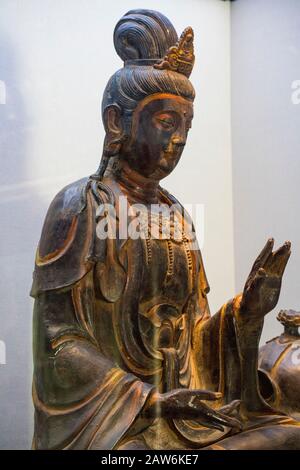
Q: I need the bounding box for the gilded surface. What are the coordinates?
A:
[31,9,300,450]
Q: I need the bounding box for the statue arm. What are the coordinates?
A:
[32,271,154,450]
[193,239,291,414]
[31,181,160,449]
[193,298,241,403]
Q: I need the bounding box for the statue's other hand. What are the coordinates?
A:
[142,389,242,431]
[239,238,291,320]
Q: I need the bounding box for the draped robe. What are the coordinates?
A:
[31,176,300,450]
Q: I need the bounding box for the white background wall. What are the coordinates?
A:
[0,0,233,449]
[231,0,300,344]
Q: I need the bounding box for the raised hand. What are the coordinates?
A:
[142,388,242,431]
[233,239,291,413]
[239,238,291,320]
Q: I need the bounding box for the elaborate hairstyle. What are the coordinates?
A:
[95,9,195,179]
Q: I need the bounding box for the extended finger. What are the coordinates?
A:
[247,238,274,283]
[165,389,222,406]
[191,390,222,401]
[195,401,242,431]
[264,241,291,276]
[175,389,222,402]
[219,400,241,416]
[245,268,267,293]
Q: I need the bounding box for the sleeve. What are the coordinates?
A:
[31,178,154,450]
[32,269,154,450]
[191,250,242,405]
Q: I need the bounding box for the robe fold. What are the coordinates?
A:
[31,176,300,450]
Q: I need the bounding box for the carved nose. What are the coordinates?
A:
[172,137,186,147]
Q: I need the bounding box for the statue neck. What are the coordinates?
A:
[113,159,160,203]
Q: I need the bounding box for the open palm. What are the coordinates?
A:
[240,238,291,319]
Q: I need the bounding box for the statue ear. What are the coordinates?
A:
[103,105,125,156]
[103,104,123,137]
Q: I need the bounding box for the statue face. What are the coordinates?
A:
[123,93,194,180]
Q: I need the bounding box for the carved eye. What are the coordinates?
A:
[155,114,176,130]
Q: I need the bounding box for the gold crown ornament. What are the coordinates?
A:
[154,27,195,78]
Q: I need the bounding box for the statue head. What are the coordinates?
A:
[97,9,195,181]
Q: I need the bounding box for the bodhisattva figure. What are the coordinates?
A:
[31,10,300,450]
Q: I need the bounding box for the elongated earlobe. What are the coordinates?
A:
[103,104,124,156]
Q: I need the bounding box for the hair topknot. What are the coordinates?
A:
[102,9,195,116]
[113,9,178,62]
[102,10,195,117]
[102,9,195,119]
